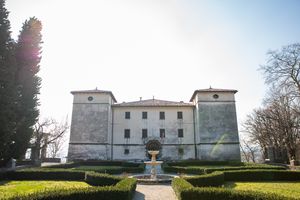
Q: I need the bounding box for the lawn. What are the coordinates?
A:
[0,180,91,199]
[224,181,300,198]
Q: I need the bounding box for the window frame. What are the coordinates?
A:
[159,111,165,120]
[177,111,183,119]
[160,129,165,138]
[124,149,129,154]
[178,129,184,138]
[142,111,147,119]
[124,129,130,138]
[142,129,148,138]
[125,111,130,119]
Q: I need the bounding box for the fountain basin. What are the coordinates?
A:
[130,174,178,184]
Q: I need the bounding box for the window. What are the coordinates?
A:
[160,129,165,138]
[213,94,219,99]
[125,112,130,119]
[159,111,165,120]
[177,111,183,119]
[124,129,130,138]
[142,111,147,119]
[178,129,184,138]
[87,96,93,101]
[124,149,129,154]
[142,129,148,138]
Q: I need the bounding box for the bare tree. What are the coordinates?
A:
[240,138,259,163]
[47,133,66,158]
[243,90,300,163]
[31,118,69,163]
[260,43,300,96]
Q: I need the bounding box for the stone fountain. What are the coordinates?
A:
[130,150,177,184]
[144,150,163,180]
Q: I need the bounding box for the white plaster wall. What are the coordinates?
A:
[161,145,195,160]
[113,145,147,160]
[73,93,113,104]
[195,92,235,102]
[112,106,195,145]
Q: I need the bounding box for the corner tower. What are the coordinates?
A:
[67,89,116,160]
[191,88,240,161]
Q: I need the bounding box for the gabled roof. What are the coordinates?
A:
[71,89,117,102]
[113,99,193,107]
[190,88,238,102]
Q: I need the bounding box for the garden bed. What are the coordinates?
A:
[163,161,286,174]
[172,170,300,200]
[39,160,145,174]
[0,170,136,200]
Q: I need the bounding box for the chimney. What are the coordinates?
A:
[140,97,142,101]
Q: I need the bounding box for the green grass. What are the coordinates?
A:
[72,166,123,171]
[224,181,300,198]
[0,180,91,199]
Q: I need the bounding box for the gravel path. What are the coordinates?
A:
[133,184,177,200]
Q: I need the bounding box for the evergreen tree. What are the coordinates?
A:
[0,0,16,161]
[11,17,42,159]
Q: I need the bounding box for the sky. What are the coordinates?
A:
[5,0,300,150]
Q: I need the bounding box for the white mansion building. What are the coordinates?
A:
[67,88,241,161]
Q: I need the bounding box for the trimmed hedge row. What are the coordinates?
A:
[7,178,137,200]
[167,160,243,166]
[0,170,85,181]
[184,171,224,187]
[172,178,299,200]
[178,170,300,188]
[43,161,145,174]
[162,162,286,174]
[162,164,205,174]
[225,170,300,181]
[85,172,121,186]
[1,170,137,200]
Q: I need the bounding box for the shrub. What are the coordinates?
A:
[184,171,224,187]
[224,170,300,181]
[7,178,137,200]
[85,172,121,186]
[162,161,285,174]
[167,160,243,167]
[162,163,205,175]
[0,170,85,181]
[204,165,286,173]
[43,161,145,174]
[180,187,298,200]
[172,177,299,200]
[172,178,193,199]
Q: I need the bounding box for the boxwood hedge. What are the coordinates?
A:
[162,161,286,175]
[224,170,300,181]
[0,170,137,200]
[172,170,300,200]
[184,171,224,187]
[43,160,145,174]
[6,178,137,200]
[172,177,300,200]
[85,172,122,186]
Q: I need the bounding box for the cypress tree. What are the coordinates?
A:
[11,17,42,159]
[0,0,16,161]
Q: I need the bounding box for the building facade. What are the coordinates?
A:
[68,88,241,161]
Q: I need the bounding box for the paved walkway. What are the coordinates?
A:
[133,184,177,200]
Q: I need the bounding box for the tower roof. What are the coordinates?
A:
[113,99,193,107]
[71,89,117,102]
[190,88,238,102]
